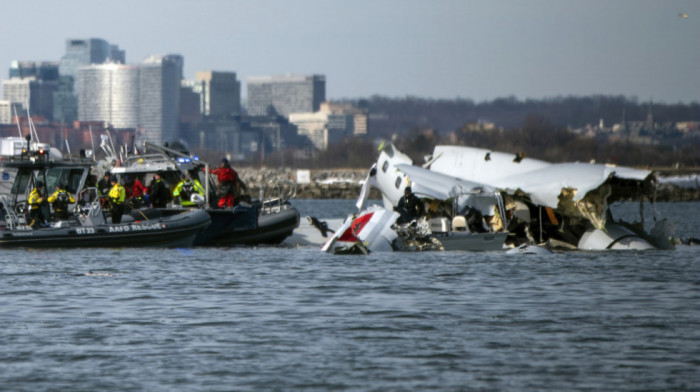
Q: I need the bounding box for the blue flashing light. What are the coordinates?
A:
[193,156,199,161]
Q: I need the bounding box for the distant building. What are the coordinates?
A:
[195,71,241,117]
[77,63,140,129]
[9,61,59,81]
[59,38,123,79]
[0,100,22,124]
[1,77,58,121]
[319,102,369,136]
[288,102,368,150]
[288,111,346,150]
[246,74,325,117]
[179,81,202,129]
[53,38,125,124]
[139,55,183,145]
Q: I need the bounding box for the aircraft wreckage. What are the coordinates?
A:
[322,143,675,253]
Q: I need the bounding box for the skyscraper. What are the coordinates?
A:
[9,61,59,81]
[1,77,57,120]
[195,71,241,117]
[56,38,125,124]
[246,74,325,117]
[139,55,182,145]
[77,63,140,129]
[59,38,120,79]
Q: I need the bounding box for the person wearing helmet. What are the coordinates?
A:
[28,180,47,229]
[394,186,424,224]
[47,182,76,221]
[173,174,205,207]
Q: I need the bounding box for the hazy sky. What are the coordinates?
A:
[1,0,698,103]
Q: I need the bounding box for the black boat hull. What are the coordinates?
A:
[0,209,210,248]
[194,205,300,246]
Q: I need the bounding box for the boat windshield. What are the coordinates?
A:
[44,168,86,193]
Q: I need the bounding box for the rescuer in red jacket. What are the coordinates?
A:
[210,158,238,208]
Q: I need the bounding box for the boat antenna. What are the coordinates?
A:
[13,105,22,138]
[106,126,119,162]
[89,126,97,162]
[25,104,40,144]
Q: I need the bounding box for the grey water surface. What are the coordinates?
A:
[1,201,698,391]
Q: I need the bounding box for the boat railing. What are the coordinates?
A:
[75,187,107,224]
[122,153,172,167]
[0,194,24,230]
[256,180,297,215]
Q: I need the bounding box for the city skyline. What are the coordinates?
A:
[0,0,699,104]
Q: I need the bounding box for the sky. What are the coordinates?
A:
[0,0,698,104]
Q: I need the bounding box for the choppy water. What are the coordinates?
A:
[1,201,699,391]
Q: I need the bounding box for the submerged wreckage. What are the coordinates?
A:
[322,143,674,253]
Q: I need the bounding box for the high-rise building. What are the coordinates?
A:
[0,100,22,124]
[1,77,57,120]
[9,61,59,81]
[56,38,125,124]
[246,74,325,117]
[77,63,140,129]
[139,55,182,145]
[195,71,241,117]
[59,38,123,78]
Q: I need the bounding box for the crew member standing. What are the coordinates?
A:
[148,172,170,208]
[210,158,238,208]
[108,177,126,224]
[28,181,47,229]
[97,173,112,196]
[47,183,76,221]
[123,175,147,207]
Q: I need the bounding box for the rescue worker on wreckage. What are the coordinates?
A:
[108,177,126,224]
[173,174,205,207]
[394,186,425,225]
[28,181,48,229]
[47,183,76,221]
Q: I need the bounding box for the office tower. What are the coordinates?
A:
[53,77,77,123]
[246,74,325,117]
[195,71,241,117]
[3,61,60,120]
[56,38,124,124]
[59,38,113,79]
[110,45,126,64]
[9,61,59,81]
[77,63,140,129]
[139,55,182,145]
[1,77,57,120]
[0,100,22,124]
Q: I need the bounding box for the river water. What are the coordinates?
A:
[1,200,699,391]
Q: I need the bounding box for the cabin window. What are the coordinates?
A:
[382,160,389,173]
[395,176,402,189]
[45,168,85,193]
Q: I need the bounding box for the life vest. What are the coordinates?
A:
[53,190,71,211]
[109,184,126,204]
[28,188,43,210]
